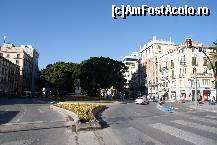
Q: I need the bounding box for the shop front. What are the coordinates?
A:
[202,89,210,101]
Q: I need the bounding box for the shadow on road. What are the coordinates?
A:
[0,98,50,106]
[95,106,110,129]
[0,111,19,124]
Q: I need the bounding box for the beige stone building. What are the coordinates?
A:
[0,56,20,95]
[140,36,177,100]
[0,43,39,93]
[140,36,215,101]
[123,52,140,88]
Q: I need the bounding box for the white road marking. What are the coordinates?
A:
[125,127,165,145]
[1,139,33,145]
[149,123,217,145]
[205,115,217,119]
[172,120,217,134]
[190,116,217,125]
[3,120,46,125]
[180,114,217,125]
[15,105,27,122]
[38,108,45,113]
[134,112,139,114]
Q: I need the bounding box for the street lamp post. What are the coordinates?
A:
[194,66,198,109]
[192,48,198,109]
[157,54,160,103]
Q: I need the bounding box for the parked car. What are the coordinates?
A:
[135,95,149,105]
[152,95,158,102]
[21,91,32,98]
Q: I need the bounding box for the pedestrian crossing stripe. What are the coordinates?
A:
[205,115,217,119]
[1,139,33,145]
[94,128,127,145]
[125,127,165,145]
[190,116,217,125]
[179,114,217,125]
[172,120,217,134]
[110,127,166,145]
[149,123,217,145]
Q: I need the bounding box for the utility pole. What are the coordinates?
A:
[157,59,159,102]
[186,38,198,108]
[186,38,217,105]
[194,67,198,109]
[194,47,198,109]
[157,53,160,102]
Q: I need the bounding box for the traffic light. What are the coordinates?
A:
[186,38,192,48]
[198,48,202,52]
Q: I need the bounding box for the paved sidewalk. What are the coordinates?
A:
[164,101,217,113]
[187,101,217,113]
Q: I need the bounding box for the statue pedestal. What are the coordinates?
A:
[75,87,81,95]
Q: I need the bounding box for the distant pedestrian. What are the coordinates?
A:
[153,95,155,102]
[199,95,202,101]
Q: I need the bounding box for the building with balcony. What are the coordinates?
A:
[140,36,177,99]
[164,41,214,101]
[140,36,214,101]
[123,52,146,98]
[123,52,140,88]
[0,43,39,93]
[0,56,20,95]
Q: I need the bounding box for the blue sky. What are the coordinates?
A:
[0,0,217,69]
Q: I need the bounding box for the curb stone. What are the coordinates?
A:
[165,102,217,113]
[50,105,106,132]
[77,105,107,131]
[77,121,101,131]
[50,105,78,132]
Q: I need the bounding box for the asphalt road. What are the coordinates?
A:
[94,101,217,145]
[1,99,217,145]
[0,98,76,145]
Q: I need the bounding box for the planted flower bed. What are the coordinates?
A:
[55,103,104,122]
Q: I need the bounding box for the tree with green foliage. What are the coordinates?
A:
[209,53,217,69]
[208,50,217,96]
[208,42,217,98]
[79,57,127,96]
[40,62,80,96]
